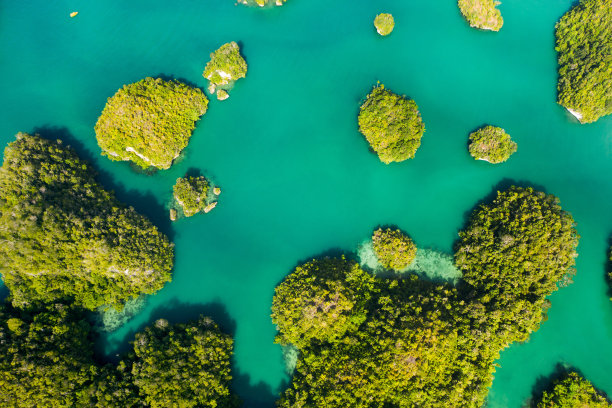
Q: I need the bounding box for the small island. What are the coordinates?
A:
[374,13,395,36]
[0,133,174,310]
[371,227,416,270]
[468,125,517,163]
[358,84,425,164]
[457,0,503,31]
[203,42,247,100]
[171,176,219,219]
[555,0,611,124]
[535,371,611,407]
[95,77,209,170]
[237,0,287,7]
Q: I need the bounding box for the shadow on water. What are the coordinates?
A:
[31,125,174,240]
[0,285,8,303]
[155,73,202,91]
[526,363,611,407]
[232,366,283,408]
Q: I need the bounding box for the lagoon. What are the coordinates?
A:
[0,0,611,406]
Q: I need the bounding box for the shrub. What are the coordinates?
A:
[468,125,517,163]
[457,0,503,31]
[358,84,425,164]
[95,77,208,169]
[371,228,417,270]
[555,0,612,123]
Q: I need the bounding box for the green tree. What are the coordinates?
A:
[457,0,503,31]
[468,125,517,163]
[95,77,208,169]
[536,372,611,407]
[374,13,395,36]
[358,84,425,164]
[371,227,417,270]
[0,133,174,310]
[173,176,210,217]
[203,42,248,87]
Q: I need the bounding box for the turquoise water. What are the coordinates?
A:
[1,0,611,406]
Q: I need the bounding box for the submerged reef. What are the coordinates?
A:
[272,186,578,407]
[95,77,208,170]
[468,125,517,163]
[555,0,612,124]
[358,84,425,164]
[457,0,503,31]
[374,13,395,36]
[203,42,247,100]
[0,133,174,310]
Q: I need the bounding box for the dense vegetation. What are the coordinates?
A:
[203,42,248,91]
[0,303,237,407]
[457,0,503,31]
[374,13,395,36]
[95,77,208,169]
[555,0,612,123]
[468,125,517,163]
[272,186,579,407]
[371,227,417,270]
[173,176,210,217]
[358,84,425,164]
[0,133,174,310]
[536,372,611,407]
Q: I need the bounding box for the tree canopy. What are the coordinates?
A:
[173,176,210,217]
[95,77,208,169]
[374,13,395,36]
[371,227,417,270]
[536,372,611,407]
[555,0,612,123]
[468,125,517,163]
[273,186,579,407]
[457,0,503,31]
[358,84,425,164]
[203,42,248,87]
[0,133,174,310]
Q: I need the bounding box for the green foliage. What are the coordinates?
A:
[128,317,238,408]
[371,227,416,270]
[455,186,579,342]
[203,42,248,87]
[374,13,395,36]
[457,0,503,31]
[0,133,174,310]
[274,187,579,407]
[173,176,210,217]
[358,84,425,164]
[468,125,517,163]
[536,372,611,407]
[95,77,208,169]
[555,0,612,123]
[271,257,375,349]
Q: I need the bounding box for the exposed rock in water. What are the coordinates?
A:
[213,187,221,195]
[204,201,218,213]
[217,89,229,101]
[169,208,177,221]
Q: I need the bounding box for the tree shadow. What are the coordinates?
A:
[0,285,8,302]
[31,125,174,240]
[527,363,611,407]
[155,73,203,92]
[232,365,284,408]
[98,298,237,363]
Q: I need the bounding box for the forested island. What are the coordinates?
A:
[371,227,416,270]
[358,84,425,164]
[0,303,238,408]
[203,42,248,100]
[95,77,208,169]
[468,125,516,163]
[535,372,611,407]
[374,13,395,36]
[171,176,220,220]
[457,0,503,31]
[555,0,611,124]
[272,186,579,407]
[0,133,174,310]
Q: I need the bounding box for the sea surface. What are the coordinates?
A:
[1,1,611,406]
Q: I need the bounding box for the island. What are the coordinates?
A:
[457,0,503,31]
[95,77,208,170]
[468,125,517,163]
[555,0,611,124]
[237,0,287,7]
[358,84,425,164]
[374,13,395,36]
[535,372,610,407]
[203,42,247,100]
[0,303,238,408]
[371,227,416,270]
[0,133,174,310]
[171,176,219,219]
[272,186,578,407]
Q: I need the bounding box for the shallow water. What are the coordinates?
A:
[1,0,611,406]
